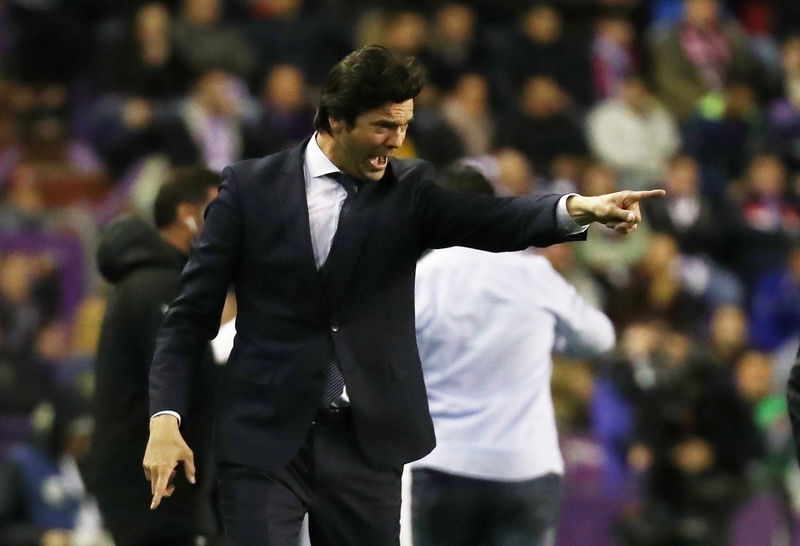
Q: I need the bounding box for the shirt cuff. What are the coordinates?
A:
[151,410,182,426]
[556,194,589,235]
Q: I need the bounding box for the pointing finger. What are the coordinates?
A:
[151,466,173,510]
[631,189,665,201]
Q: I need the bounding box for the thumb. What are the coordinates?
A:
[607,205,636,224]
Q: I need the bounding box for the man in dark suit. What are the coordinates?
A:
[143,45,663,545]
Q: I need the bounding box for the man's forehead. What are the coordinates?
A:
[367,99,415,122]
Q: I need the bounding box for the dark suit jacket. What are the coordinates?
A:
[149,138,584,473]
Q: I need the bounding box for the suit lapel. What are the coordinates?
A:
[276,139,328,307]
[321,176,384,309]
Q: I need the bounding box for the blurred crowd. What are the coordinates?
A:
[1,0,800,544]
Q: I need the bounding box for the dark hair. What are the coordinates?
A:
[154,167,219,228]
[437,164,495,196]
[313,45,426,132]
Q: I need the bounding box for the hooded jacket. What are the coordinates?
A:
[91,215,217,541]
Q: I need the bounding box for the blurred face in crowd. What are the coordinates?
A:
[782,36,800,75]
[789,245,800,280]
[684,0,720,29]
[451,73,489,116]
[644,234,679,276]
[735,351,772,402]
[136,3,170,42]
[710,304,747,353]
[521,76,565,117]
[596,16,634,48]
[725,83,755,119]
[748,154,786,197]
[385,11,427,56]
[263,64,306,112]
[523,5,562,44]
[327,99,414,181]
[665,156,700,197]
[194,70,241,117]
[495,148,533,196]
[620,77,650,112]
[436,3,475,44]
[581,164,616,196]
[253,0,302,18]
[184,0,220,26]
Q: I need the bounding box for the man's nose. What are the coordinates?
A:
[385,127,405,149]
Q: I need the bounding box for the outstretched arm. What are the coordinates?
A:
[566,189,666,234]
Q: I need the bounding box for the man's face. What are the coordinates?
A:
[329,99,414,181]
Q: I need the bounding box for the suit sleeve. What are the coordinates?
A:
[413,167,585,253]
[149,167,243,417]
[787,346,800,465]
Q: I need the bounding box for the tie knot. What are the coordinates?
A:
[332,172,359,197]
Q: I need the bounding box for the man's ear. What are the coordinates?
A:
[328,116,347,135]
[176,202,197,230]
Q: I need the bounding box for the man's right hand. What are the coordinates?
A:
[143,414,195,509]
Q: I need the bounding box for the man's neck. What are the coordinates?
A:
[315,131,337,165]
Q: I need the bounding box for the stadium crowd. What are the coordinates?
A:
[1,0,800,544]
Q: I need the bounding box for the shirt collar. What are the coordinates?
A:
[305,132,342,179]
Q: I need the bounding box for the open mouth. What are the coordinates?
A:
[369,155,389,169]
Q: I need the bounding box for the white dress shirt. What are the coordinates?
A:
[413,247,615,481]
[154,135,585,423]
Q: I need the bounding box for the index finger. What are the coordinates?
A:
[151,467,173,509]
[630,189,666,201]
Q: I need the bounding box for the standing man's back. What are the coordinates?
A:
[412,166,616,546]
[92,168,219,546]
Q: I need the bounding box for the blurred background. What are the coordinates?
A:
[0,0,799,544]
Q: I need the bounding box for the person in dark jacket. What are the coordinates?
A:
[91,167,220,546]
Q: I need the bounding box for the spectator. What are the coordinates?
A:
[0,398,106,546]
[613,324,762,546]
[707,303,750,369]
[650,0,757,120]
[440,72,495,157]
[499,75,587,176]
[766,35,800,172]
[683,79,763,195]
[587,74,681,189]
[91,168,220,546]
[99,3,192,100]
[591,11,637,100]
[418,3,488,92]
[749,242,800,352]
[96,69,263,174]
[172,0,255,79]
[734,152,800,287]
[500,3,593,106]
[243,0,352,86]
[256,64,315,154]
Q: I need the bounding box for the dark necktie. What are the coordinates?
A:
[321,173,359,406]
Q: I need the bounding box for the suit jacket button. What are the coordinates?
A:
[330,322,339,332]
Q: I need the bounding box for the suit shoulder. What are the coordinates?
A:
[224,150,292,180]
[389,158,436,183]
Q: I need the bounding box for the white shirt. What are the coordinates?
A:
[155,135,585,423]
[413,247,615,481]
